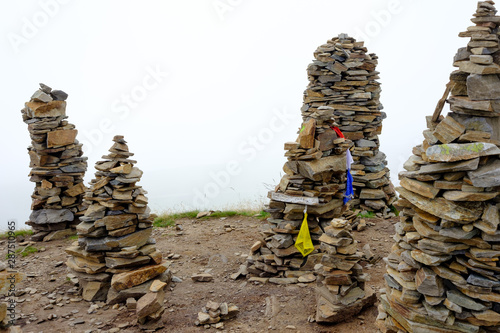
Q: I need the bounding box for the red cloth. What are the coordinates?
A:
[331,126,345,139]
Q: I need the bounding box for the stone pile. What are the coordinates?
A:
[314,218,376,323]
[135,280,168,330]
[195,301,239,329]
[305,34,396,215]
[378,2,500,332]
[247,35,357,279]
[65,135,171,307]
[21,84,88,241]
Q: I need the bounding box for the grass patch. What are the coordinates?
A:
[0,229,33,239]
[153,209,270,228]
[153,211,199,228]
[390,205,400,217]
[357,210,375,218]
[68,235,79,240]
[9,245,38,258]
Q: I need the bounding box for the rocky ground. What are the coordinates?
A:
[0,215,396,333]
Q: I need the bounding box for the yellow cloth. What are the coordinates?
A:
[295,212,314,257]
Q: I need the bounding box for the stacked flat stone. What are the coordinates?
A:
[378,2,500,332]
[246,37,354,280]
[21,83,88,242]
[65,136,171,305]
[315,218,376,323]
[303,34,396,215]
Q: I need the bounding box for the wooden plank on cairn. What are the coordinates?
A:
[267,192,319,206]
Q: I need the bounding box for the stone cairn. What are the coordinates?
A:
[21,83,88,242]
[247,35,379,281]
[65,136,170,326]
[378,2,500,332]
[315,218,376,323]
[309,34,397,216]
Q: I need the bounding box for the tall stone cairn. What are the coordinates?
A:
[305,34,396,216]
[21,83,88,242]
[378,2,500,332]
[246,35,358,279]
[65,135,171,309]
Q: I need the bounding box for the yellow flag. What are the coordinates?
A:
[295,212,314,257]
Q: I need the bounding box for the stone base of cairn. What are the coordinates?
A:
[65,136,170,310]
[247,128,351,278]
[314,218,376,323]
[21,83,87,241]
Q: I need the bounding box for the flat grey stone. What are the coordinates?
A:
[468,158,500,187]
[446,289,487,311]
[30,209,74,224]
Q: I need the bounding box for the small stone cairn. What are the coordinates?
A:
[21,83,88,241]
[65,136,171,315]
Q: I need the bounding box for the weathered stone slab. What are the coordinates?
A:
[297,155,346,181]
[397,187,483,223]
[267,192,319,206]
[445,189,498,201]
[411,250,452,266]
[426,143,500,162]
[467,74,500,100]
[459,61,500,75]
[81,280,110,302]
[80,227,152,252]
[446,290,487,311]
[467,158,500,187]
[107,270,171,305]
[298,118,316,149]
[433,116,466,144]
[111,261,169,292]
[315,286,376,323]
[94,214,137,230]
[418,158,479,174]
[29,209,74,224]
[400,177,439,199]
[25,100,66,118]
[359,189,386,200]
[430,265,466,284]
[105,256,151,269]
[415,267,444,297]
[46,129,77,148]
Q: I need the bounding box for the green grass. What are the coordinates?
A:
[357,210,375,218]
[0,229,33,239]
[153,209,270,228]
[18,245,38,257]
[68,235,79,240]
[390,205,400,217]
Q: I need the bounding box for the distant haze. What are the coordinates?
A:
[0,0,473,231]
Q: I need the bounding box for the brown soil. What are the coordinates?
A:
[1,215,396,333]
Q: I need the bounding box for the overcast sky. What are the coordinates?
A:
[0,0,475,230]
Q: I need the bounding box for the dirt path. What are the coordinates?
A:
[0,215,396,333]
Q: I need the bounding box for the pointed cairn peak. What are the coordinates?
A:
[473,1,497,18]
[101,135,135,162]
[95,136,141,182]
[109,135,131,154]
[29,82,68,103]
